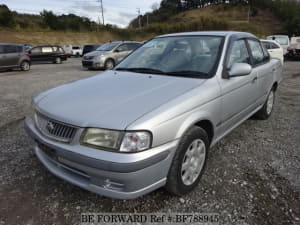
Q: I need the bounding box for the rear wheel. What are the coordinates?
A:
[104,59,115,70]
[255,88,275,120]
[20,61,30,71]
[166,126,209,196]
[54,57,62,64]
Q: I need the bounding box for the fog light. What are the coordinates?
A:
[103,179,124,191]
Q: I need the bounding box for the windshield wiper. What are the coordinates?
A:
[115,67,166,75]
[166,70,209,78]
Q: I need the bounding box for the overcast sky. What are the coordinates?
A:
[1,0,160,27]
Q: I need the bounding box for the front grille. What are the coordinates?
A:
[35,112,77,142]
[82,61,93,67]
[84,56,94,60]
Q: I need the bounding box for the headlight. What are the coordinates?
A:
[120,131,151,152]
[81,128,122,150]
[81,129,152,153]
[95,55,104,61]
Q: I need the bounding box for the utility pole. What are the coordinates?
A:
[99,0,104,25]
[137,8,141,28]
[147,14,149,26]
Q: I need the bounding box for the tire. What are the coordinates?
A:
[54,57,62,64]
[255,88,275,120]
[20,61,30,71]
[104,59,115,70]
[166,126,209,196]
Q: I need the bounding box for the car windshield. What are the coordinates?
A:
[97,42,119,51]
[115,36,223,78]
[267,36,289,45]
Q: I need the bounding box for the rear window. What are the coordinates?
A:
[72,46,80,50]
[31,47,41,53]
[17,46,23,52]
[267,36,289,45]
[3,45,17,53]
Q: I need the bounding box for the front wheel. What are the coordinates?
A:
[54,57,62,64]
[104,59,115,70]
[20,61,30,71]
[166,126,209,196]
[255,89,275,120]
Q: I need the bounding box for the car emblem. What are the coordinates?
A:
[46,121,55,132]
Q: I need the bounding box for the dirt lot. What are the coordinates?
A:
[0,58,299,225]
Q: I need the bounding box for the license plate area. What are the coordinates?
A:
[37,142,58,161]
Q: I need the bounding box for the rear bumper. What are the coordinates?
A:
[24,117,178,199]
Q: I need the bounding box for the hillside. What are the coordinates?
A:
[0,30,123,45]
[0,4,284,45]
[170,5,282,37]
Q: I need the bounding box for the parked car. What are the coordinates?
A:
[82,45,100,57]
[0,43,31,71]
[23,44,32,51]
[25,31,282,199]
[28,45,68,64]
[82,41,142,70]
[266,35,290,56]
[287,36,300,59]
[71,46,83,57]
[261,40,284,65]
[63,45,72,56]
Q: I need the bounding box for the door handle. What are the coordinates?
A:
[252,76,258,83]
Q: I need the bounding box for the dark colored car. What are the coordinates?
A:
[82,45,100,56]
[0,43,31,71]
[28,45,68,64]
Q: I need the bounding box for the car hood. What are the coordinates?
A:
[85,50,108,57]
[35,71,206,130]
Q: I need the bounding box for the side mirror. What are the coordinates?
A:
[114,49,120,53]
[223,63,252,79]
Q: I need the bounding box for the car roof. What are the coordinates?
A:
[0,43,24,46]
[157,31,257,39]
[267,35,289,38]
[260,39,281,45]
[33,45,62,47]
[108,41,142,44]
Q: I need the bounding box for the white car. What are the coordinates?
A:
[266,35,290,56]
[71,46,83,57]
[63,44,72,55]
[261,40,284,65]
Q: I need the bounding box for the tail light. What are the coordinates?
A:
[26,53,30,56]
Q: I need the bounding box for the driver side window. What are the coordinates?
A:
[227,39,251,69]
[116,44,129,52]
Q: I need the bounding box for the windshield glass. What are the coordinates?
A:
[267,36,289,45]
[115,36,223,78]
[97,42,119,51]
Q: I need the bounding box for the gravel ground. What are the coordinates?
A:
[0,58,299,225]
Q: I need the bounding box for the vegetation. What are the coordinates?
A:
[0,0,299,45]
[130,0,300,36]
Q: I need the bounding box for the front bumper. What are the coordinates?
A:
[24,117,178,199]
[82,59,105,69]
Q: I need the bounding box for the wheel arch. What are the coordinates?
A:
[176,114,215,146]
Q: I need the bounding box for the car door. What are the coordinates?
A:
[41,46,54,61]
[30,47,42,62]
[114,44,131,61]
[269,42,283,62]
[247,39,274,106]
[218,39,259,132]
[2,45,19,67]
